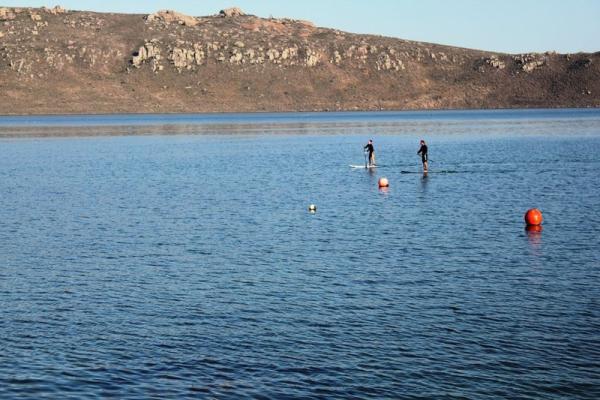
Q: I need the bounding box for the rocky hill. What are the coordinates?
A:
[0,6,598,114]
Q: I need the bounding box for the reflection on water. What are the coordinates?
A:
[1,109,600,138]
[525,224,543,233]
[525,225,543,254]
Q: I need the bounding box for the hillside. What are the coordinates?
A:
[0,6,598,114]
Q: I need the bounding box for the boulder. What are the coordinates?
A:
[0,7,16,21]
[220,7,244,17]
[304,48,320,67]
[513,53,545,72]
[266,48,280,61]
[375,52,404,71]
[47,5,67,15]
[332,50,342,64]
[146,10,198,26]
[281,47,297,61]
[522,60,544,73]
[485,55,506,69]
[169,47,201,69]
[193,43,205,64]
[170,47,188,68]
[229,51,243,64]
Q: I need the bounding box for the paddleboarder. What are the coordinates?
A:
[364,139,375,167]
[417,139,428,172]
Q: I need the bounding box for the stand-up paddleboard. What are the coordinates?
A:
[350,164,377,169]
[400,170,457,174]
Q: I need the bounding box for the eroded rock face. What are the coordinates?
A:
[219,7,244,17]
[132,41,163,71]
[170,47,198,69]
[126,37,424,72]
[146,10,198,26]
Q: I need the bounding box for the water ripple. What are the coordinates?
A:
[1,112,600,398]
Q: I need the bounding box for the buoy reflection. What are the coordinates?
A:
[525,225,543,234]
[525,224,543,253]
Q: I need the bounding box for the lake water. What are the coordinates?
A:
[1,109,599,399]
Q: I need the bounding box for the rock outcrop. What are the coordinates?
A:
[132,41,163,71]
[485,55,506,69]
[513,54,546,73]
[219,7,244,17]
[46,5,67,15]
[0,7,17,20]
[146,10,198,26]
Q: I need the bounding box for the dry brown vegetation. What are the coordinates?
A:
[0,6,598,114]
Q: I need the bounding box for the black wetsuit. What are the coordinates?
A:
[418,144,428,163]
[364,143,374,163]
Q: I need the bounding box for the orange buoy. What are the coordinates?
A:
[524,208,543,226]
[378,177,389,188]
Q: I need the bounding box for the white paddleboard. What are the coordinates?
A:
[350,164,377,169]
[400,170,457,174]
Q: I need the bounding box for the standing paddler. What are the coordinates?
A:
[417,139,428,173]
[364,139,375,167]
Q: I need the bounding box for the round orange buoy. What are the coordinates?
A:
[524,208,543,226]
[378,177,389,188]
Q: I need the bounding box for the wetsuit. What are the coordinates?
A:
[417,144,428,163]
[364,143,374,165]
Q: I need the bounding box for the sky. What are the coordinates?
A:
[2,0,599,54]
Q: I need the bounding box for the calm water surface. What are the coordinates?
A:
[1,110,599,399]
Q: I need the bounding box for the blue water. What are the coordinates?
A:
[1,110,599,399]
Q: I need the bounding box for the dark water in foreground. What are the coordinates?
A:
[1,110,599,399]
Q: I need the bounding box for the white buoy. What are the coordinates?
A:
[308,204,317,212]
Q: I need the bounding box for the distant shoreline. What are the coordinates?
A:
[1,106,598,120]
